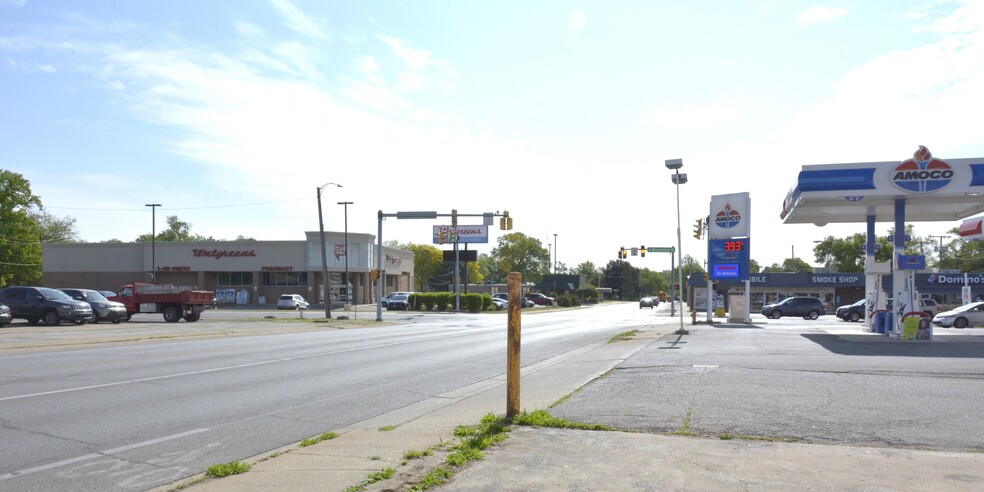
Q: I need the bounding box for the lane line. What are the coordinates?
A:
[0,428,209,481]
[1,329,500,402]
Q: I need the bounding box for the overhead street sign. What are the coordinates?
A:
[646,247,675,253]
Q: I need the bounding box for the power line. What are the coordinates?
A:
[42,197,310,212]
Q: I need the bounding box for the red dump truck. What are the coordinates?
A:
[111,283,214,322]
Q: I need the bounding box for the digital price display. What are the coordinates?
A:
[708,238,750,281]
[724,240,744,253]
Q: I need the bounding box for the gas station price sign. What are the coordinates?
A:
[708,238,750,281]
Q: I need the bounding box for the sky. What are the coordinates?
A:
[2,0,983,273]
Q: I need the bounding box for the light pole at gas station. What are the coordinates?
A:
[666,158,688,335]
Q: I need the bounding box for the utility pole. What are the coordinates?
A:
[929,235,950,268]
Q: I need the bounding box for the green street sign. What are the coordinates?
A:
[647,247,675,253]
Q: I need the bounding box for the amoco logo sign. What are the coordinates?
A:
[892,146,954,193]
[715,204,741,228]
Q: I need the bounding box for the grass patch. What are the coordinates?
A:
[608,329,639,343]
[299,431,338,447]
[403,449,432,460]
[406,413,510,491]
[343,467,395,492]
[719,433,799,443]
[410,467,452,491]
[369,455,381,461]
[511,409,615,431]
[205,461,251,478]
[378,425,396,432]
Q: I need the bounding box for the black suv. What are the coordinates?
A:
[761,296,826,320]
[0,286,94,325]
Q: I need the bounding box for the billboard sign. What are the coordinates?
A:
[432,225,489,244]
[709,192,750,239]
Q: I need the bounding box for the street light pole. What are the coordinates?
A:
[145,203,161,283]
[553,233,558,274]
[317,182,342,319]
[665,158,688,335]
[338,201,353,308]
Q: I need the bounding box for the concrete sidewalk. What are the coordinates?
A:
[162,318,984,492]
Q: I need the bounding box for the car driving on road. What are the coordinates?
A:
[0,303,11,327]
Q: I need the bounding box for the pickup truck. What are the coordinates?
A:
[110,283,214,322]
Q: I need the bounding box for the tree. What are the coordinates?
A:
[749,259,761,274]
[135,215,216,242]
[601,259,639,299]
[487,232,550,284]
[574,261,598,286]
[29,207,81,243]
[942,229,984,272]
[763,257,813,273]
[0,170,43,286]
[639,268,670,297]
[405,243,443,292]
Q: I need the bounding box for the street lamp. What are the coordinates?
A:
[338,201,353,308]
[553,233,558,274]
[145,203,161,283]
[665,158,688,335]
[317,182,342,319]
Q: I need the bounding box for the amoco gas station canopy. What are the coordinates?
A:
[780,146,984,226]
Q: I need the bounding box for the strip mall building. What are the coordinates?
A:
[41,231,415,306]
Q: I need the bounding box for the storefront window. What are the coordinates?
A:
[218,272,254,286]
[263,271,308,286]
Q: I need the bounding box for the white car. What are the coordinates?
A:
[277,294,309,310]
[932,301,984,328]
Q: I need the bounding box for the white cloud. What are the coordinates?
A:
[38,63,56,73]
[270,0,328,41]
[638,103,742,129]
[569,10,587,31]
[796,5,850,28]
[377,35,434,70]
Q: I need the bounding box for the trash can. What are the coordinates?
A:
[874,310,891,334]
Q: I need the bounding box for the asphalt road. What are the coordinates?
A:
[552,315,984,451]
[0,302,655,491]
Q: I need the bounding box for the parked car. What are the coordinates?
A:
[835,299,866,322]
[385,293,411,311]
[492,293,534,308]
[932,301,984,328]
[0,286,94,325]
[886,298,941,318]
[490,297,507,311]
[60,288,127,324]
[760,296,825,320]
[0,303,11,327]
[640,297,656,309]
[526,293,556,306]
[277,294,309,310]
[98,290,117,298]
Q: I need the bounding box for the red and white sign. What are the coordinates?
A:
[959,217,983,240]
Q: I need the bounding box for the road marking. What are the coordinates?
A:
[0,330,499,402]
[0,428,208,481]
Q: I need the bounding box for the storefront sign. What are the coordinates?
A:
[157,266,191,272]
[192,249,257,259]
[261,266,294,272]
[334,244,347,260]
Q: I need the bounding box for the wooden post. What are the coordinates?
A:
[506,272,521,419]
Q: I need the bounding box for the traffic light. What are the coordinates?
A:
[640,245,646,257]
[693,218,703,239]
[438,228,448,244]
[371,269,380,281]
[499,210,513,230]
[619,246,627,259]
[703,273,710,282]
